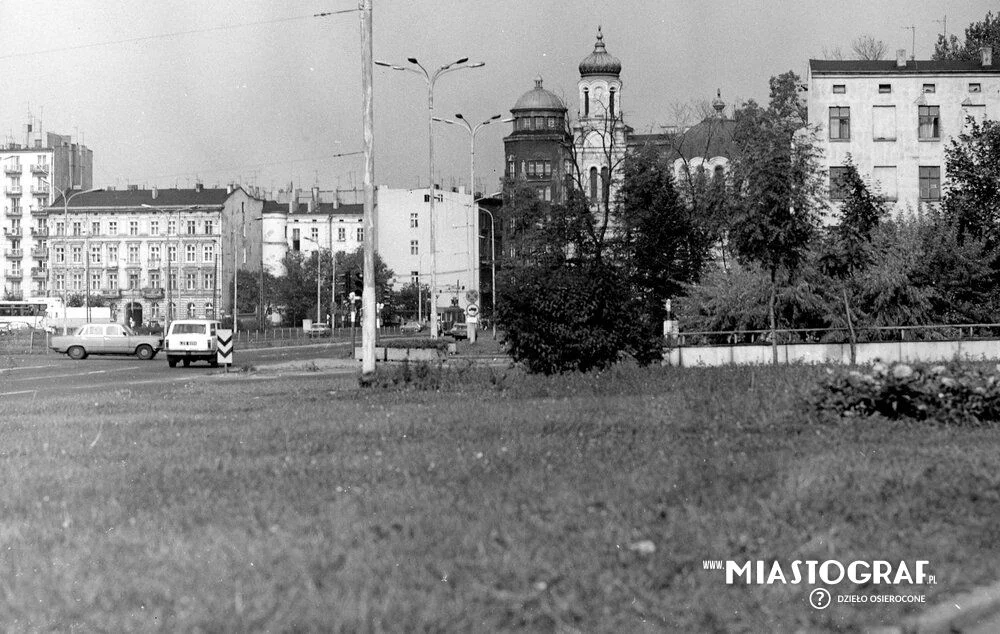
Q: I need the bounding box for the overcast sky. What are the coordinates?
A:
[0,1,993,197]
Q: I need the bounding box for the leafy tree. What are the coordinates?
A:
[933,12,1000,61]
[393,282,429,322]
[818,156,887,362]
[727,72,824,363]
[942,118,1000,245]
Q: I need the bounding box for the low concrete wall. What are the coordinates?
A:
[354,344,456,362]
[667,339,1000,367]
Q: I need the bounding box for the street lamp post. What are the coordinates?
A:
[142,204,198,332]
[480,207,497,340]
[375,55,485,338]
[433,113,501,343]
[44,180,103,333]
[301,236,324,324]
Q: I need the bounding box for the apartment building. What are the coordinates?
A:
[808,47,999,213]
[1,121,93,298]
[41,184,262,325]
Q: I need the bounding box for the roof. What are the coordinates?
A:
[579,27,621,77]
[512,76,566,112]
[809,59,1000,75]
[628,117,737,161]
[288,202,363,217]
[49,187,236,208]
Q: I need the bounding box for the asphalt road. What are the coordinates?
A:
[0,341,358,398]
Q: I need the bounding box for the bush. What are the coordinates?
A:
[811,360,1000,425]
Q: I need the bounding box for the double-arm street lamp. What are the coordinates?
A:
[432,113,502,313]
[375,55,485,338]
[42,179,103,333]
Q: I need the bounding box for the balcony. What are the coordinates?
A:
[3,164,21,175]
[100,288,123,298]
[31,247,48,258]
[4,228,22,238]
[30,207,48,216]
[141,287,165,299]
[31,267,48,279]
[30,227,49,237]
[6,207,22,217]
[30,164,49,175]
[6,269,22,278]
[6,249,23,259]
[30,185,49,196]
[6,186,23,196]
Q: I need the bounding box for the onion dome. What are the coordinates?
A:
[578,26,621,77]
[512,76,566,111]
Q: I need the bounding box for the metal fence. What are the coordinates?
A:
[671,323,1000,347]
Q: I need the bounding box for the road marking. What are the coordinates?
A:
[0,390,37,396]
[6,366,143,382]
[0,363,62,373]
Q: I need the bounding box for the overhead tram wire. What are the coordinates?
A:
[0,7,358,61]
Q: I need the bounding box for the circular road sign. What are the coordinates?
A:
[466,304,479,318]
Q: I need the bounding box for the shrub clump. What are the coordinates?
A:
[811,361,1000,425]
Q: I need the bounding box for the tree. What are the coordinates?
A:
[817,156,887,362]
[850,35,888,60]
[728,72,824,363]
[933,12,1000,60]
[942,118,1000,245]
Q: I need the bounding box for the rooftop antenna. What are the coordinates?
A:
[934,15,947,44]
[902,25,916,59]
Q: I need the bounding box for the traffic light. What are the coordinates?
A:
[351,270,364,295]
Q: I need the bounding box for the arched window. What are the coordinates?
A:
[609,88,616,118]
[205,302,214,318]
[589,166,598,199]
[187,302,196,318]
[600,166,609,199]
[714,165,725,182]
[151,302,160,319]
[583,88,590,117]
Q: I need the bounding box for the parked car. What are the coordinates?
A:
[306,323,332,338]
[164,319,221,367]
[50,323,163,360]
[400,321,424,334]
[447,323,469,340]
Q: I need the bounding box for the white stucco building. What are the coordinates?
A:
[808,47,999,213]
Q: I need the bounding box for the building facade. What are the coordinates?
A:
[41,185,262,325]
[2,121,93,299]
[504,77,573,202]
[808,47,999,213]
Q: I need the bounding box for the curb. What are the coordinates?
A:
[866,581,1000,634]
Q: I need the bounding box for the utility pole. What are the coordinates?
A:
[360,0,376,374]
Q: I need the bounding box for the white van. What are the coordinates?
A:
[164,319,221,367]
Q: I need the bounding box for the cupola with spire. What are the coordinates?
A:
[578,26,621,77]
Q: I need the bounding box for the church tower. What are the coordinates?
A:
[572,27,627,208]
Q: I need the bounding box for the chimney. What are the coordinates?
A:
[227,183,234,194]
[332,191,340,209]
[982,46,993,67]
[151,186,158,200]
[195,181,203,193]
[896,49,907,68]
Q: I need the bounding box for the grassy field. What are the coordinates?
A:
[1,362,998,631]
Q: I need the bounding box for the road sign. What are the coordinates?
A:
[466,303,479,318]
[216,329,233,366]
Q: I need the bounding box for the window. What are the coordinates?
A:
[150,220,159,235]
[149,244,160,263]
[108,245,118,264]
[91,221,100,235]
[72,221,82,236]
[151,302,160,318]
[922,83,936,93]
[168,274,177,291]
[187,220,196,235]
[410,270,419,285]
[55,272,64,291]
[167,245,176,263]
[149,271,160,288]
[71,246,82,263]
[543,186,552,201]
[203,272,214,290]
[107,275,117,290]
[337,227,346,242]
[832,84,846,94]
[72,273,82,290]
[357,228,364,242]
[589,166,598,199]
[128,271,139,289]
[185,273,197,291]
[167,219,175,235]
[969,83,982,93]
[410,240,419,255]
[829,166,850,200]
[55,246,65,263]
[311,227,319,242]
[583,88,589,116]
[547,117,556,128]
[205,302,214,318]
[534,117,543,129]
[187,302,196,318]
[129,220,138,236]
[829,107,850,140]
[872,106,896,141]
[184,244,196,263]
[410,212,419,228]
[108,221,117,235]
[90,272,101,291]
[878,83,892,94]
[55,221,64,236]
[609,88,616,118]
[918,106,940,139]
[872,166,897,200]
[203,243,214,262]
[919,166,941,201]
[204,220,213,235]
[128,244,140,264]
[90,245,101,264]
[507,160,515,176]
[524,117,533,130]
